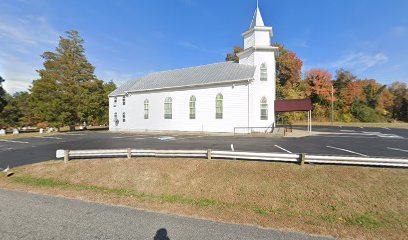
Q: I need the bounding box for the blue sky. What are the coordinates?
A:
[1,0,407,93]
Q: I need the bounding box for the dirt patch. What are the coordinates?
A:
[1,158,407,239]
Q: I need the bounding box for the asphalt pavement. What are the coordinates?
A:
[0,189,332,240]
[0,126,407,169]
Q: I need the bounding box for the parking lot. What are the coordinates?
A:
[0,126,407,168]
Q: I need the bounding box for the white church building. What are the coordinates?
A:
[109,5,278,133]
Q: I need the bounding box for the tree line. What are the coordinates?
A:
[0,31,116,130]
[226,44,407,123]
[0,33,406,130]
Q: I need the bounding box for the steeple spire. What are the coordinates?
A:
[249,1,265,29]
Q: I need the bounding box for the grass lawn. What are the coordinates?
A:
[0,158,407,239]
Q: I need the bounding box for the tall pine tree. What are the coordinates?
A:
[30,30,105,130]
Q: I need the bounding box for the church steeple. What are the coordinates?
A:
[249,2,265,29]
[237,0,278,128]
[240,2,273,51]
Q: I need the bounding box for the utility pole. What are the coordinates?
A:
[331,85,334,125]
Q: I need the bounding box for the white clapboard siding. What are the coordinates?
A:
[110,82,260,132]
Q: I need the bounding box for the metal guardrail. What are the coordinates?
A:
[56,149,408,168]
[234,127,275,134]
[305,155,408,168]
[57,149,207,160]
[211,151,299,162]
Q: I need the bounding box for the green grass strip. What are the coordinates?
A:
[10,175,384,229]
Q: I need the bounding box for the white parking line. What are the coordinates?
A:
[326,146,368,157]
[382,127,391,130]
[387,147,408,153]
[36,136,62,140]
[113,136,150,139]
[113,135,146,139]
[362,131,382,134]
[0,140,29,144]
[340,130,356,132]
[0,147,14,153]
[274,145,292,153]
[157,136,175,141]
[178,136,205,140]
[331,132,403,139]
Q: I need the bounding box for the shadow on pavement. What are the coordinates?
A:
[154,228,170,240]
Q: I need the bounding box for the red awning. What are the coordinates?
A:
[274,99,312,112]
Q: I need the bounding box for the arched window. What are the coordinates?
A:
[114,112,119,126]
[260,63,268,81]
[164,97,172,119]
[144,99,149,119]
[260,97,268,120]
[216,93,223,119]
[189,95,196,119]
[122,96,126,105]
[122,112,126,122]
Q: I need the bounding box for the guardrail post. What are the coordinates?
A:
[127,148,131,159]
[207,149,212,160]
[299,153,305,165]
[64,150,69,163]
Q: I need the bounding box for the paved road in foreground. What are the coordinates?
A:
[0,126,407,168]
[0,189,331,240]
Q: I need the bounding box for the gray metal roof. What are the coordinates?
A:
[109,62,255,96]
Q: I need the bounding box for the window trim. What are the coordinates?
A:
[260,63,268,81]
[216,93,223,119]
[144,99,149,119]
[189,95,196,119]
[114,112,119,126]
[260,97,268,120]
[164,97,172,119]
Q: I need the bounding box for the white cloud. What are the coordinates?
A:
[0,52,40,93]
[177,40,199,49]
[100,70,133,82]
[0,14,59,93]
[107,36,143,51]
[98,70,146,86]
[332,52,388,71]
[312,52,389,73]
[390,26,407,37]
[293,39,309,48]
[0,15,58,46]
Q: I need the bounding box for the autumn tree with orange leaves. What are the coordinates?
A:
[304,69,335,103]
[275,43,305,100]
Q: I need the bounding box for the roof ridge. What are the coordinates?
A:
[147,61,246,75]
